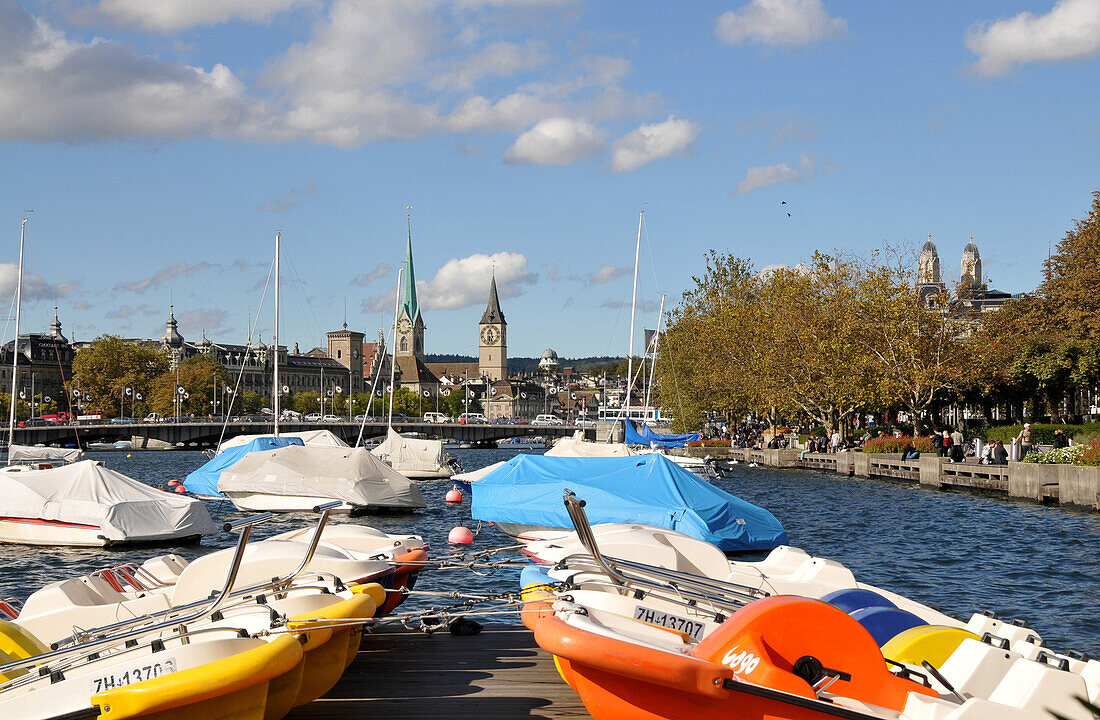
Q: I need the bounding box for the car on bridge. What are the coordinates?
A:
[19,417,56,427]
[458,412,489,424]
[303,413,323,422]
[110,416,137,425]
[532,414,564,426]
[423,412,451,423]
[321,414,343,423]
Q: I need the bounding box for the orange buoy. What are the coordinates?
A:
[448,526,473,544]
[174,485,188,494]
[445,486,463,503]
[167,479,180,487]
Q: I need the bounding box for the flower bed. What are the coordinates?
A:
[1020,446,1084,464]
[861,435,934,454]
[686,439,734,447]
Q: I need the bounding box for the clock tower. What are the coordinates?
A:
[396,221,425,361]
[478,272,507,381]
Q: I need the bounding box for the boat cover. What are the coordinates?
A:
[625,421,700,448]
[7,444,82,463]
[451,461,506,489]
[546,431,634,458]
[185,436,305,496]
[471,454,787,552]
[216,429,348,454]
[371,428,448,476]
[218,445,426,509]
[0,460,217,542]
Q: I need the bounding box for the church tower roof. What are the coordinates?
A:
[50,306,67,344]
[400,214,421,324]
[480,271,505,324]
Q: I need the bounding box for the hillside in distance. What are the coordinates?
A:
[425,354,627,376]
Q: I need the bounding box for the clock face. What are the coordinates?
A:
[398,318,412,333]
[481,326,499,345]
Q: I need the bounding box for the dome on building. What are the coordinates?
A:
[918,234,941,285]
[159,306,184,347]
[960,235,982,286]
[539,348,560,371]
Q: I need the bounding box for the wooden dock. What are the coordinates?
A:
[290,625,591,719]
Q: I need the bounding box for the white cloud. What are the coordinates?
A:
[116,261,214,293]
[716,0,847,46]
[0,3,262,143]
[363,251,535,312]
[589,265,631,284]
[966,0,1100,76]
[93,0,313,32]
[599,298,658,312]
[610,116,700,172]
[733,152,820,195]
[504,117,604,165]
[1,1,670,153]
[259,182,316,212]
[352,263,394,288]
[175,308,228,334]
[430,41,549,90]
[0,263,75,300]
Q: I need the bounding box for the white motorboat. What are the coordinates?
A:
[0,460,217,547]
[217,444,425,513]
[547,430,719,478]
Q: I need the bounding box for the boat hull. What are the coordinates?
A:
[221,493,358,514]
[0,517,107,546]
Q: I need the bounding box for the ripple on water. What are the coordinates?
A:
[0,448,1096,655]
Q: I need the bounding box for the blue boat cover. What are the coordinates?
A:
[471,454,787,552]
[184,436,304,496]
[624,421,700,448]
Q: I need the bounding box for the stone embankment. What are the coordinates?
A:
[680,447,1100,512]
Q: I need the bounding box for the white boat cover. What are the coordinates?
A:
[371,428,449,476]
[546,431,634,458]
[7,444,82,463]
[218,445,426,509]
[216,429,349,454]
[0,460,218,542]
[452,461,506,485]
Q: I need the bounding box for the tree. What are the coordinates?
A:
[148,355,230,417]
[853,252,966,433]
[72,336,169,418]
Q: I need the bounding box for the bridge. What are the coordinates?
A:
[11,420,592,449]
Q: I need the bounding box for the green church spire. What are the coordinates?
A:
[401,212,420,323]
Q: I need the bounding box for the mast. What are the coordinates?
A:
[624,210,643,428]
[273,232,280,438]
[7,218,26,458]
[644,293,666,419]
[387,268,403,428]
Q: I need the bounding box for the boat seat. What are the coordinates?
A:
[821,588,897,614]
[140,553,189,582]
[757,545,812,575]
[938,636,1020,700]
[77,574,128,603]
[788,557,859,587]
[881,625,979,668]
[964,614,1041,649]
[986,656,1092,720]
[1081,659,1100,705]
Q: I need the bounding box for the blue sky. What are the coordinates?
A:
[1,0,1098,358]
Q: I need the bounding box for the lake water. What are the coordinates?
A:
[1,448,1096,655]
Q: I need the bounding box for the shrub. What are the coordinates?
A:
[1076,439,1100,466]
[862,435,935,454]
[985,424,1084,446]
[1021,445,1084,464]
[686,439,734,447]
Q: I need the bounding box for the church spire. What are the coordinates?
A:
[400,208,420,323]
[480,269,505,324]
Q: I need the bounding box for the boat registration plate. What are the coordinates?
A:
[633,605,705,640]
[90,658,177,694]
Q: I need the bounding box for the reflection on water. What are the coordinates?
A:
[0,448,1096,654]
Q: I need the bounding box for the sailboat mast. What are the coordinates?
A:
[7,218,26,457]
[387,268,403,428]
[624,210,643,426]
[644,293,665,417]
[273,232,280,438]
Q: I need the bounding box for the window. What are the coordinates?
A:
[337,350,342,359]
[401,338,408,352]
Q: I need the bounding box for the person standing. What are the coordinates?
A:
[942,430,954,462]
[830,429,841,453]
[1052,429,1069,449]
[932,429,945,457]
[950,427,966,462]
[1016,423,1035,458]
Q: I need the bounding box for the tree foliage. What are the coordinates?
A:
[72,336,169,418]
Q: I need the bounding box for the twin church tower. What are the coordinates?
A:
[394,221,507,386]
